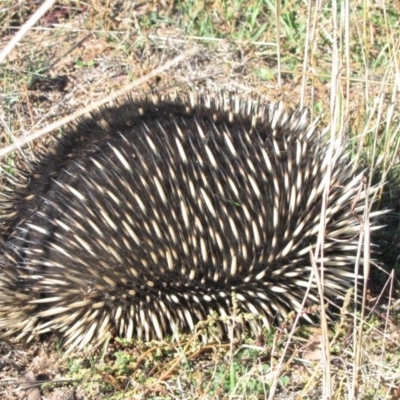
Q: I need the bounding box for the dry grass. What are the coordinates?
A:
[0,0,400,399]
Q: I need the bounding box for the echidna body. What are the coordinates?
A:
[0,93,382,349]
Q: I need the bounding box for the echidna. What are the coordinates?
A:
[0,92,383,350]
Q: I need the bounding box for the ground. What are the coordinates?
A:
[1,1,400,399]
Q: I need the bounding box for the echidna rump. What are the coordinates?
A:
[0,93,383,350]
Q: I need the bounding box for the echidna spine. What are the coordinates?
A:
[0,92,384,350]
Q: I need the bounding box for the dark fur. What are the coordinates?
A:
[0,93,382,349]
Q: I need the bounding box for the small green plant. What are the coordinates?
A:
[75,57,96,68]
[113,351,136,376]
[254,66,274,81]
[67,358,83,374]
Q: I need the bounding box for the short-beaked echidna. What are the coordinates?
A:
[0,93,383,350]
